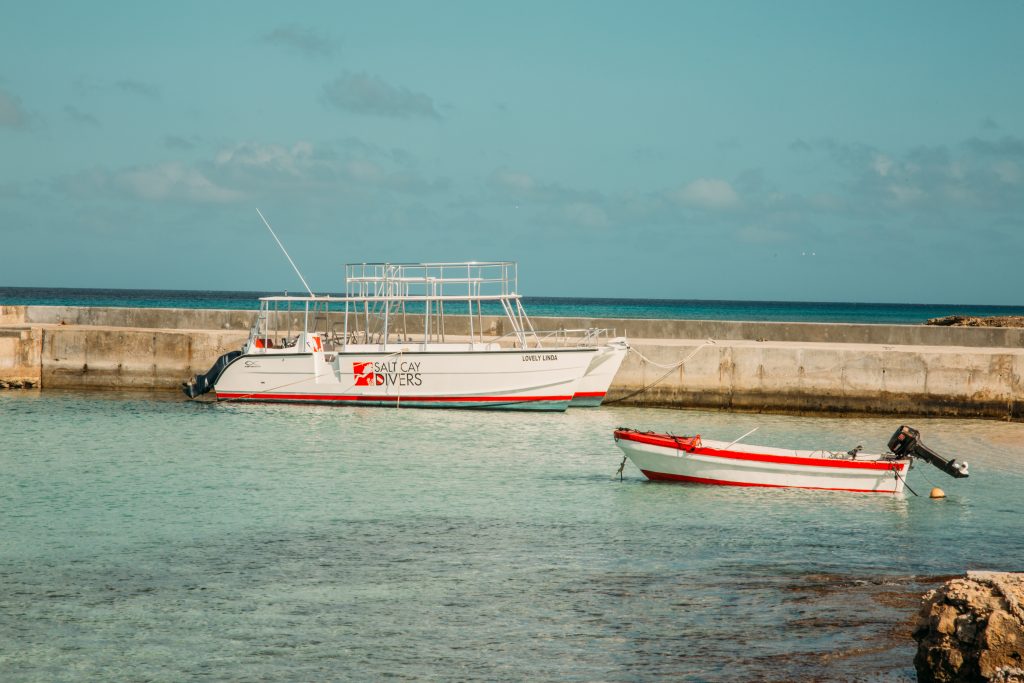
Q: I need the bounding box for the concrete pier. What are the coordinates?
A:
[1,305,1021,420]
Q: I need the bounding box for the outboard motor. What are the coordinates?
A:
[888,425,969,478]
[182,350,242,399]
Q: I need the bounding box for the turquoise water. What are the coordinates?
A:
[2,391,1022,681]
[5,286,1024,324]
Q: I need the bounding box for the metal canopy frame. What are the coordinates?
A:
[250,261,541,350]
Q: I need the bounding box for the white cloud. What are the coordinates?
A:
[164,135,198,150]
[116,162,244,203]
[53,138,446,206]
[115,79,160,99]
[213,140,446,194]
[675,178,739,209]
[346,159,384,182]
[993,160,1021,184]
[490,169,536,192]
[807,192,845,210]
[323,71,439,119]
[562,202,609,229]
[260,25,337,58]
[64,105,99,127]
[215,141,314,175]
[0,88,29,128]
[887,184,924,204]
[872,154,894,177]
[737,225,792,243]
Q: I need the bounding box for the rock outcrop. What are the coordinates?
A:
[926,316,1024,328]
[0,378,37,389]
[914,571,1024,682]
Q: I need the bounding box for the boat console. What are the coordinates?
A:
[887,426,969,478]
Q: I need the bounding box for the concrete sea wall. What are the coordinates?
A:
[1,305,1021,419]
[615,339,1023,419]
[41,327,248,391]
[0,326,42,388]
[13,304,1024,348]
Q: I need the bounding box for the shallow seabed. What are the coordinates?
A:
[1,391,1022,682]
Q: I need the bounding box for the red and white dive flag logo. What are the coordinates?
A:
[352,361,384,386]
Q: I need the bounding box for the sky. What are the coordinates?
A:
[1,1,1022,303]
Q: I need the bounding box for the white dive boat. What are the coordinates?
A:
[614,425,968,494]
[183,261,628,411]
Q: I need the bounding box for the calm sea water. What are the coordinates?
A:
[4,286,1024,324]
[2,391,1022,681]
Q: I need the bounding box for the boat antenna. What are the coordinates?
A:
[256,208,315,297]
[724,427,759,450]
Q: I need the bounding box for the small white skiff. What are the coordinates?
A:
[614,426,969,494]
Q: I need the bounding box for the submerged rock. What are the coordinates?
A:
[914,571,1024,682]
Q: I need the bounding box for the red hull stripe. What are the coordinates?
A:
[217,392,571,403]
[572,391,607,398]
[640,470,898,494]
[616,430,906,472]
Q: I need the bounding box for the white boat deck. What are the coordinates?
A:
[698,438,892,462]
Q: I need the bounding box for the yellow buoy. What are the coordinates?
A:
[930,487,946,499]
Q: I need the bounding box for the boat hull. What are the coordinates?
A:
[215,348,598,411]
[615,431,910,494]
[571,339,628,407]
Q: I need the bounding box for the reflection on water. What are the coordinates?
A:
[1,391,1021,681]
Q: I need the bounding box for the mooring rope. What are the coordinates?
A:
[894,466,918,496]
[603,339,716,405]
[614,455,627,481]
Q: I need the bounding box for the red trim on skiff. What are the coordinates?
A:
[615,429,906,472]
[640,470,898,493]
[217,392,571,403]
[572,391,607,398]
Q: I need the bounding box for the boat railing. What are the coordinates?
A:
[340,261,535,347]
[246,261,607,351]
[344,261,519,300]
[491,326,616,349]
[247,306,619,352]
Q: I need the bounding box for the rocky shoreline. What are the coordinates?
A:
[927,316,1024,328]
[915,572,1024,682]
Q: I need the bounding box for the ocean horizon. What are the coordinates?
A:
[3,285,1023,325]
